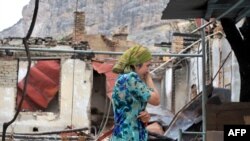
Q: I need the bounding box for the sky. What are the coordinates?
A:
[0,0,30,32]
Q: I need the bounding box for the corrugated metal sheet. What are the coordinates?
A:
[162,0,250,21]
[17,60,60,111]
[164,87,231,140]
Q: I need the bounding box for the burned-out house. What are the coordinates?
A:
[0,11,142,140]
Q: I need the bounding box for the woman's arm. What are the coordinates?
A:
[144,73,160,106]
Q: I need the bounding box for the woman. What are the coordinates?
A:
[110,45,160,141]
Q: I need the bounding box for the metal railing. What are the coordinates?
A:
[178,0,245,140]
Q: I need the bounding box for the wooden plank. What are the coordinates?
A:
[207,131,224,141]
[206,102,250,130]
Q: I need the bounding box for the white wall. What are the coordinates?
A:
[0,59,92,133]
[211,38,240,101]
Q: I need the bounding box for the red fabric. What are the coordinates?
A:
[92,61,118,99]
[17,60,60,111]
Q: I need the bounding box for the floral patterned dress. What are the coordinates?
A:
[110,72,152,141]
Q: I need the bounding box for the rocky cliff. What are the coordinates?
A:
[0,0,195,46]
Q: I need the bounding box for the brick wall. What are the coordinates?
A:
[171,36,184,53]
[73,11,85,43]
[0,60,17,87]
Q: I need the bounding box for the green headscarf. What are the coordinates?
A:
[112,45,152,74]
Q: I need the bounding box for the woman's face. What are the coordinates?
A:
[135,60,151,78]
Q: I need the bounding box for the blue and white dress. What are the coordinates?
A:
[110,72,152,141]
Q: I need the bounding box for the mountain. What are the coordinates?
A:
[0,0,195,46]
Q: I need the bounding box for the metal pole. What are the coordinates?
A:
[201,19,207,141]
[0,134,87,140]
[0,46,202,57]
[18,57,62,60]
[178,129,182,141]
[182,131,205,135]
